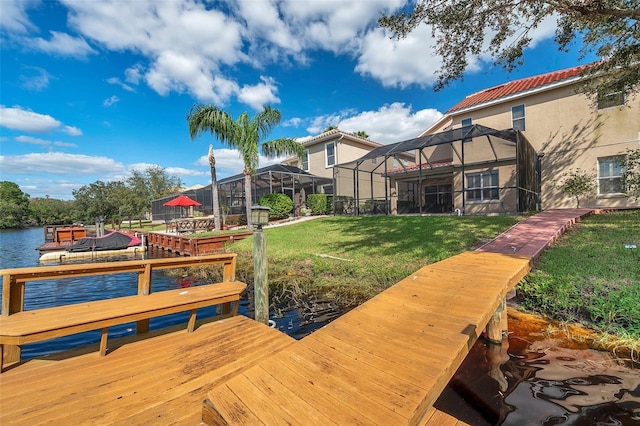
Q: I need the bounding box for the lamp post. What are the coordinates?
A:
[251,205,270,325]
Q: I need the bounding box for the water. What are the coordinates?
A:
[1,228,639,424]
[0,227,224,359]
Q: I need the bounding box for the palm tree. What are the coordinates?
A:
[208,144,221,230]
[188,105,304,229]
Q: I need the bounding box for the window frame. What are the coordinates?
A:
[511,104,525,131]
[461,118,472,142]
[301,149,309,171]
[325,141,336,168]
[597,90,625,110]
[466,170,499,202]
[597,155,626,195]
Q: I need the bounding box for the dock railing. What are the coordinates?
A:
[0,254,237,364]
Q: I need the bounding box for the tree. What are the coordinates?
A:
[353,131,369,139]
[29,197,77,226]
[125,166,182,226]
[379,1,640,99]
[557,169,595,207]
[144,165,182,200]
[208,144,221,230]
[72,180,126,223]
[187,105,304,228]
[622,148,640,200]
[323,126,337,133]
[0,181,31,228]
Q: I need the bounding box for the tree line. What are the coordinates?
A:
[0,166,182,229]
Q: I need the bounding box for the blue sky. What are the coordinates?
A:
[1,0,591,200]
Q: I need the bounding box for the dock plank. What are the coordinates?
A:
[0,316,294,425]
[204,252,530,425]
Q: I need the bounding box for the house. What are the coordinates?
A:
[336,65,639,215]
[282,129,385,193]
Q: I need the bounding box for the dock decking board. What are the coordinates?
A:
[0,316,295,425]
[203,252,531,425]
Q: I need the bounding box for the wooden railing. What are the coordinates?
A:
[146,231,253,256]
[0,254,238,365]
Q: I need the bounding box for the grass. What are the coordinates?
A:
[518,210,640,340]
[216,215,520,306]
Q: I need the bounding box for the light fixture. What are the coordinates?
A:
[250,205,270,229]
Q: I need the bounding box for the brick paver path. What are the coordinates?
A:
[476,209,594,260]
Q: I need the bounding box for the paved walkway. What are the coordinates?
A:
[476,209,595,260]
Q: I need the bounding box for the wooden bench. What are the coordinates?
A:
[0,254,245,371]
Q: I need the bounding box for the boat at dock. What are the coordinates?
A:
[39,230,146,262]
[37,225,87,253]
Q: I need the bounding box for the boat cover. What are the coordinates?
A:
[67,231,142,252]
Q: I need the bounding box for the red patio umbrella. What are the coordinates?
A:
[163,195,201,219]
[163,194,202,207]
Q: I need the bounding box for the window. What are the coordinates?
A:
[461,118,472,142]
[466,170,499,202]
[597,90,625,109]
[598,156,625,195]
[301,149,309,171]
[511,104,525,131]
[325,142,335,167]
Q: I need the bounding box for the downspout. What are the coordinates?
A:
[370,171,374,214]
[461,140,466,214]
[384,159,389,215]
[418,148,423,214]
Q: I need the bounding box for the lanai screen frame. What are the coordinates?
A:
[333,124,538,215]
[217,164,333,215]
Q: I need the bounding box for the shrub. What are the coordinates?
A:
[259,193,293,220]
[226,213,247,227]
[307,194,331,215]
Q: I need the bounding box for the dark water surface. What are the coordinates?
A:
[1,227,638,424]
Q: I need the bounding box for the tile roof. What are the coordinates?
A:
[447,65,590,113]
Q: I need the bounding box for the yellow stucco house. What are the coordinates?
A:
[337,65,639,215]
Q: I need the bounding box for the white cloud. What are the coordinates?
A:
[0,0,37,34]
[283,117,302,127]
[14,135,78,148]
[62,125,82,136]
[107,77,135,92]
[20,66,53,91]
[356,26,443,89]
[63,0,246,105]
[338,103,443,143]
[237,76,280,110]
[0,152,126,176]
[194,147,287,179]
[303,103,443,143]
[27,31,96,58]
[0,105,61,132]
[103,95,120,106]
[15,135,50,146]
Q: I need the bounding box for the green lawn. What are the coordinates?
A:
[519,210,640,339]
[225,215,520,305]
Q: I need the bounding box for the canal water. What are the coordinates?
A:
[1,227,638,425]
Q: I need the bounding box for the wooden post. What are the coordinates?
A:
[486,297,506,344]
[2,274,24,365]
[253,228,268,325]
[137,264,152,334]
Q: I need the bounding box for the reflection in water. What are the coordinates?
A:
[435,316,640,425]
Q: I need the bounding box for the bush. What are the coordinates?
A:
[226,214,247,227]
[258,193,293,220]
[307,194,331,215]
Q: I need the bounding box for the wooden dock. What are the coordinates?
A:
[146,231,253,256]
[0,316,294,424]
[203,252,530,425]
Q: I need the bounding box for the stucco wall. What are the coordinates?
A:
[447,82,640,209]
